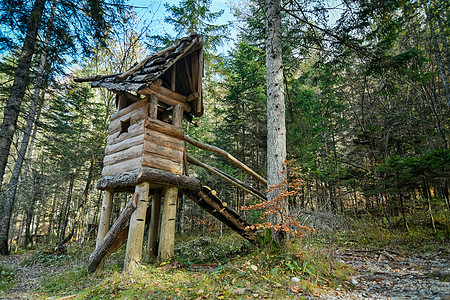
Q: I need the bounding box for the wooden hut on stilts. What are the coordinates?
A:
[75,35,265,274]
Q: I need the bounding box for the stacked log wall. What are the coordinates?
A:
[102,99,148,177]
[143,118,184,174]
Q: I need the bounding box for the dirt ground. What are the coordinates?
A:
[322,249,450,300]
[0,251,65,300]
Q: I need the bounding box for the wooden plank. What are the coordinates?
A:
[170,64,176,91]
[143,140,183,162]
[110,98,148,122]
[102,157,142,177]
[191,50,199,94]
[142,154,183,174]
[117,94,127,110]
[103,144,143,167]
[138,88,191,112]
[145,130,184,152]
[145,118,184,139]
[108,104,148,135]
[106,120,145,146]
[196,47,204,115]
[124,182,150,272]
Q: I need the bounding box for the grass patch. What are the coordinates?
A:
[34,233,351,299]
[0,264,15,291]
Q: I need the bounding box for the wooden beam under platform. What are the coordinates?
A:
[96,167,201,191]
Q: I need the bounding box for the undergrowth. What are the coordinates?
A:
[0,264,15,291]
[32,232,351,299]
[328,215,449,253]
[11,214,447,299]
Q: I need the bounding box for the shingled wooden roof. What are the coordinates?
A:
[76,34,204,117]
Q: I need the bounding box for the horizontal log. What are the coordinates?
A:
[186,92,199,102]
[97,167,201,190]
[142,154,183,174]
[73,73,120,83]
[144,140,183,162]
[187,154,266,202]
[105,133,144,156]
[110,98,148,122]
[101,157,142,177]
[150,82,186,103]
[145,130,185,152]
[106,120,144,146]
[108,104,147,135]
[103,144,143,167]
[139,88,191,112]
[145,118,184,140]
[97,170,140,190]
[184,135,267,186]
[88,193,138,273]
[138,167,201,190]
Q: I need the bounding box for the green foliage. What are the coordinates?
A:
[20,249,73,267]
[33,234,351,299]
[0,264,14,291]
[175,234,251,265]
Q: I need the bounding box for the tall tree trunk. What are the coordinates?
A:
[24,172,41,247]
[0,0,46,193]
[46,192,57,242]
[0,0,52,255]
[265,0,288,246]
[58,173,75,242]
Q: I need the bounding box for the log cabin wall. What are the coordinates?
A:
[102,98,148,177]
[101,94,185,178]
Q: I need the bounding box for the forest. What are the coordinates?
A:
[0,0,448,299]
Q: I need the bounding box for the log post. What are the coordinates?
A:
[158,185,178,263]
[148,94,158,119]
[172,104,184,127]
[88,193,137,274]
[146,189,161,260]
[95,189,113,272]
[124,182,149,272]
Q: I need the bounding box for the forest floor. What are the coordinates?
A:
[0,221,449,299]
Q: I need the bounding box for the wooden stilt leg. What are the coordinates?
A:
[124,182,149,272]
[158,185,178,263]
[95,189,113,272]
[146,189,161,261]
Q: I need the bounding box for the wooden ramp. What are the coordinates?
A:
[181,186,260,245]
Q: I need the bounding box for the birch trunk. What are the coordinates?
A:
[265,0,288,246]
